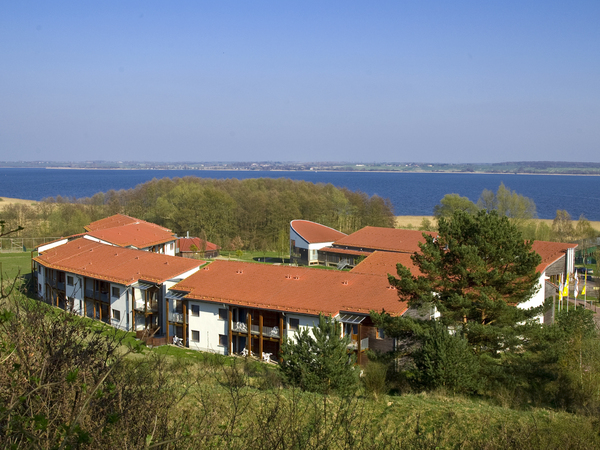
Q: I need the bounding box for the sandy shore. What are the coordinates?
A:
[395,215,600,231]
[0,197,39,209]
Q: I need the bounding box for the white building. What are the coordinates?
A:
[34,237,201,344]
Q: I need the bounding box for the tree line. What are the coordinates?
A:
[426,182,599,244]
[1,177,395,251]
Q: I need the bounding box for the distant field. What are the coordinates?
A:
[0,197,39,209]
[395,215,600,231]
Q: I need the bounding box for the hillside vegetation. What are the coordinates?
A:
[2,287,600,449]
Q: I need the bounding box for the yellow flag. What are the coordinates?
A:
[582,279,587,296]
[562,273,569,297]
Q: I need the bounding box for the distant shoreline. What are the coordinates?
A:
[14,167,599,177]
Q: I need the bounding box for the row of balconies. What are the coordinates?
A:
[232,321,281,338]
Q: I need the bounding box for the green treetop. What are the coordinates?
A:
[279,315,358,396]
[389,210,542,355]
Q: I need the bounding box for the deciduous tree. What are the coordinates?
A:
[433,193,479,219]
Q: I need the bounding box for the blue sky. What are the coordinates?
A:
[1,1,598,163]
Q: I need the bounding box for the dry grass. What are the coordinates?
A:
[395,215,600,231]
[0,197,39,209]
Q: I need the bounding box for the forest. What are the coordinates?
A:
[0,176,395,251]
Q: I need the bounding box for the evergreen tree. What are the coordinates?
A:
[413,321,481,394]
[389,210,542,356]
[279,315,358,396]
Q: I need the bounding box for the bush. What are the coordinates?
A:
[412,321,481,394]
[0,288,189,449]
[279,315,359,396]
[361,362,388,398]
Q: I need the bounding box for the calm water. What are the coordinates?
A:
[1,168,599,220]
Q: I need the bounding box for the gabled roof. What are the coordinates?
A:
[85,222,176,249]
[178,237,220,253]
[351,251,422,278]
[532,240,578,273]
[85,214,171,233]
[34,238,201,286]
[290,220,347,244]
[172,260,407,317]
[333,226,435,253]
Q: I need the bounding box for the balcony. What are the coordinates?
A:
[262,325,280,338]
[134,299,159,312]
[84,290,109,302]
[169,312,184,323]
[231,322,280,338]
[233,321,248,333]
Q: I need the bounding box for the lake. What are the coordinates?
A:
[1,168,599,220]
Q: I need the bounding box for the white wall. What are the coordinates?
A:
[187,301,229,354]
[82,235,115,247]
[518,273,545,324]
[64,274,84,315]
[164,240,177,256]
[285,313,320,341]
[109,283,130,331]
[289,228,308,251]
[38,239,68,254]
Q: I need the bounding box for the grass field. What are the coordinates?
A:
[0,251,34,279]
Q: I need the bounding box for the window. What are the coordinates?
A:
[191,305,200,317]
[218,308,228,320]
[67,276,74,286]
[112,309,121,321]
[38,264,42,274]
[170,243,174,250]
[376,328,385,340]
[191,330,200,342]
[112,287,120,298]
[344,324,358,336]
[38,283,42,293]
[289,318,299,332]
[219,334,228,347]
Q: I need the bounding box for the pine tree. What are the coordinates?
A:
[279,315,358,395]
[389,210,542,356]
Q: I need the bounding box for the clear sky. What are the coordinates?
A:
[1,1,598,163]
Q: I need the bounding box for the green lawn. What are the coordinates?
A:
[0,251,34,279]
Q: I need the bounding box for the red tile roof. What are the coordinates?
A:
[34,238,201,286]
[85,214,171,232]
[350,241,576,278]
[178,237,220,253]
[291,220,347,244]
[532,240,577,273]
[351,251,422,277]
[172,260,407,317]
[86,222,177,249]
[333,226,435,253]
[319,247,373,257]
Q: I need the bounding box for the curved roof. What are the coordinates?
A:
[290,220,346,244]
